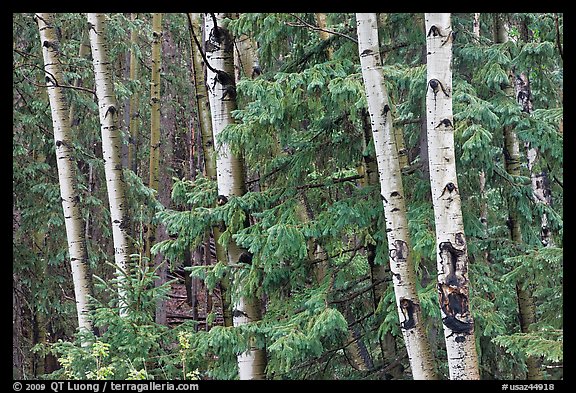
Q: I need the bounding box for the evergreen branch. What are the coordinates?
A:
[286,13,358,44]
[330,280,385,305]
[296,174,364,190]
[279,27,347,73]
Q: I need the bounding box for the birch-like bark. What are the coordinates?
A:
[87,13,132,316]
[425,12,480,380]
[357,13,437,380]
[494,16,542,380]
[36,13,94,338]
[514,72,554,247]
[204,13,266,380]
[188,12,232,328]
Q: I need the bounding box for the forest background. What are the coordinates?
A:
[12,12,563,381]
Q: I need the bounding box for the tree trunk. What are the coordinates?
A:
[204,12,267,379]
[87,13,132,316]
[188,12,233,328]
[357,13,438,380]
[473,14,489,247]
[424,12,480,380]
[494,16,543,380]
[315,13,333,59]
[36,13,94,337]
[146,12,162,264]
[514,72,554,247]
[128,13,140,174]
[359,111,403,379]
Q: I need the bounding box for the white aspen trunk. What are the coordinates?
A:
[36,13,94,338]
[425,13,480,380]
[190,11,230,313]
[356,13,438,380]
[495,17,542,379]
[473,13,481,38]
[189,12,232,328]
[514,72,554,247]
[204,13,266,380]
[87,13,132,317]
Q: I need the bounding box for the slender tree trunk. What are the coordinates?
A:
[146,13,162,264]
[359,110,403,379]
[68,31,90,127]
[232,13,259,82]
[494,16,543,380]
[128,13,140,174]
[315,13,334,59]
[87,13,132,316]
[36,13,94,338]
[359,16,404,374]
[145,13,168,325]
[472,14,490,260]
[425,12,480,380]
[514,72,554,247]
[204,13,267,379]
[188,12,233,328]
[473,13,481,38]
[13,273,24,378]
[357,13,438,380]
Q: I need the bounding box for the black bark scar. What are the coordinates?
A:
[400,298,418,330]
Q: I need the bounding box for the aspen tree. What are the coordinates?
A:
[36,12,94,338]
[188,12,233,328]
[357,12,438,380]
[127,13,140,173]
[425,12,480,379]
[203,12,266,380]
[494,15,542,380]
[145,12,162,273]
[87,13,132,316]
